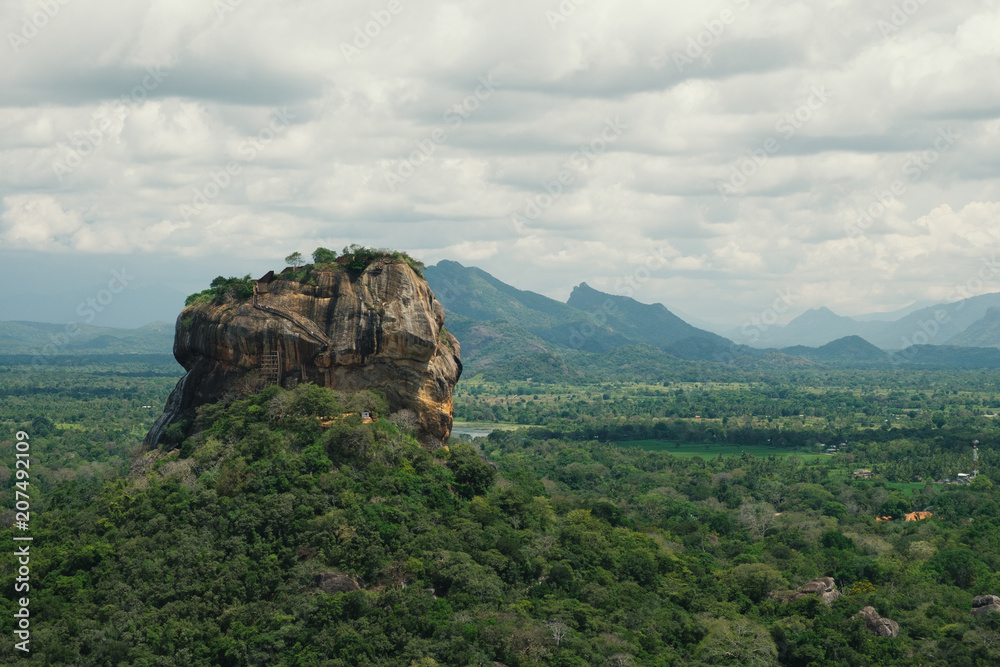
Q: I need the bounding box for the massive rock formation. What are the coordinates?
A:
[857,606,899,637]
[146,259,461,447]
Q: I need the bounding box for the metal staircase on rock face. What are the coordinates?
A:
[260,350,281,385]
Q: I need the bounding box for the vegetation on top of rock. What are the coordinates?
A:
[290,245,426,278]
[184,274,256,307]
[182,246,428,308]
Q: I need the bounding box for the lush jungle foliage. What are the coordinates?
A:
[185,275,257,307]
[2,358,1000,665]
[183,247,427,309]
[296,246,426,278]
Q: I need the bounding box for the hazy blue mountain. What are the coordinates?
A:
[666,307,732,337]
[746,293,1000,349]
[949,307,1000,348]
[0,284,188,329]
[871,292,1000,349]
[850,300,935,322]
[752,307,878,348]
[888,345,1000,369]
[0,321,175,355]
[777,334,1000,369]
[782,335,887,366]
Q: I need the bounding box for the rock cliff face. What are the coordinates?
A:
[146,259,461,447]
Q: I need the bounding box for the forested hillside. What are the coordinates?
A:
[3,357,1000,665]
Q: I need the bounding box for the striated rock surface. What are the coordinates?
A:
[145,259,461,447]
[798,577,841,604]
[770,577,841,605]
[972,594,1000,616]
[857,606,899,637]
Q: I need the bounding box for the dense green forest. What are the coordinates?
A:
[3,357,1000,665]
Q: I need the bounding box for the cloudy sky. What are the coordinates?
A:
[2,0,999,334]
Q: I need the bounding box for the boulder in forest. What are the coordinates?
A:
[857,606,900,637]
[972,595,1000,615]
[315,572,362,594]
[770,577,842,605]
[797,577,841,604]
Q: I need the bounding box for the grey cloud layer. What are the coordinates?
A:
[1,0,998,324]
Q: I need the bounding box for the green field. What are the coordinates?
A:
[611,439,827,461]
[885,481,929,497]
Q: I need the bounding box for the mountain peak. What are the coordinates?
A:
[818,335,881,352]
[782,335,885,365]
[425,265,739,364]
[948,306,1000,348]
[793,306,846,322]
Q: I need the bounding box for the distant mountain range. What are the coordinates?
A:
[424,261,758,372]
[424,261,1000,377]
[781,335,888,365]
[0,321,175,356]
[0,284,187,329]
[6,260,1000,379]
[950,307,1000,348]
[739,294,1000,349]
